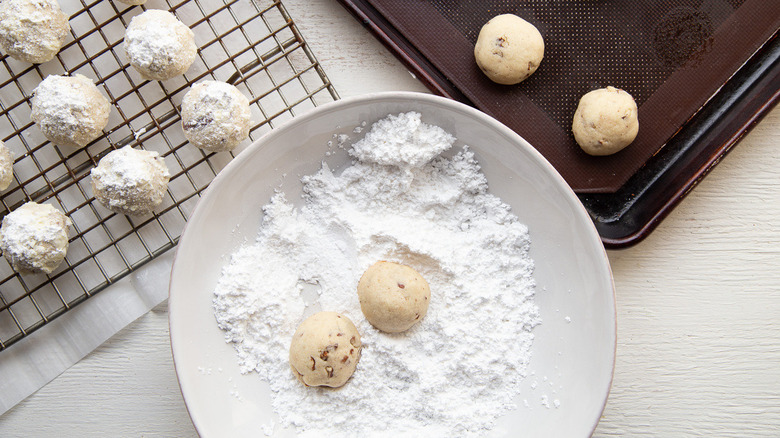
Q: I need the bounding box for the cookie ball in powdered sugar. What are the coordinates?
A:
[0,141,13,191]
[90,146,170,216]
[124,9,196,81]
[31,74,111,148]
[289,311,362,388]
[0,202,71,274]
[0,0,70,64]
[181,81,251,152]
[358,261,431,333]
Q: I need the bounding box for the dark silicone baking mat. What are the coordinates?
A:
[337,0,779,247]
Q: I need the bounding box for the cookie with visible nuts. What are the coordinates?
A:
[181,81,251,153]
[572,86,639,156]
[289,311,362,388]
[357,261,430,333]
[474,14,544,85]
[90,146,170,216]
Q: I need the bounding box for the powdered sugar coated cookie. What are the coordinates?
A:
[0,141,13,191]
[181,81,251,152]
[90,146,170,216]
[124,9,196,81]
[30,74,111,148]
[0,202,71,274]
[0,0,70,64]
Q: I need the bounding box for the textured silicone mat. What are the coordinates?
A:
[360,0,778,193]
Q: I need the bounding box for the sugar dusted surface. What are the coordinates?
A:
[213,112,540,437]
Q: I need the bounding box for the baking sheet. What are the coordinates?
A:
[337,0,780,246]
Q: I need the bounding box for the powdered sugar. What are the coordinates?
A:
[213,112,540,437]
[90,146,170,216]
[181,80,251,153]
[30,74,111,148]
[0,140,13,190]
[0,0,70,64]
[123,9,196,81]
[349,112,454,168]
[124,10,188,67]
[0,201,71,274]
[32,75,91,125]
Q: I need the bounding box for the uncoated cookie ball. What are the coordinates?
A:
[289,311,362,388]
[0,0,70,64]
[90,146,170,216]
[0,201,71,274]
[124,9,197,81]
[30,74,111,148]
[357,261,430,333]
[572,86,639,156]
[181,81,251,153]
[474,14,544,85]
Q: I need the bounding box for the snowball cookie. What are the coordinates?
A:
[124,9,197,81]
[31,74,111,148]
[0,202,71,274]
[357,261,431,333]
[0,141,13,191]
[474,14,544,85]
[0,0,70,64]
[90,146,170,216]
[572,86,639,156]
[181,81,251,152]
[289,311,362,388]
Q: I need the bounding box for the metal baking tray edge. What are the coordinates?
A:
[337,0,780,248]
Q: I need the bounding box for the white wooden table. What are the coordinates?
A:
[1,1,779,436]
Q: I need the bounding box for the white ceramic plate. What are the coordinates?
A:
[169,92,616,438]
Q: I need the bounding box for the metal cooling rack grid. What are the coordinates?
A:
[0,0,338,350]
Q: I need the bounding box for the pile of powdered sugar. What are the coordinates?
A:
[213,112,540,437]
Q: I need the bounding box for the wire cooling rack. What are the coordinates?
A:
[0,0,338,350]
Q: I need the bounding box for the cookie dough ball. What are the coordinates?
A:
[0,202,70,274]
[124,10,197,81]
[572,86,639,156]
[0,141,13,191]
[357,261,430,333]
[289,311,362,388]
[31,74,111,148]
[115,0,146,5]
[474,14,544,85]
[90,146,170,216]
[0,0,70,64]
[181,81,251,152]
